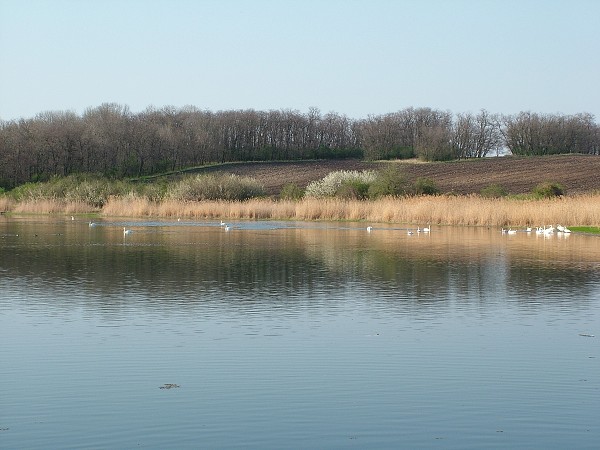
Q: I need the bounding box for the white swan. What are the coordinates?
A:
[224,224,231,231]
[89,221,96,227]
[422,225,430,233]
[220,220,226,227]
[507,228,517,235]
[366,226,373,232]
[123,227,132,235]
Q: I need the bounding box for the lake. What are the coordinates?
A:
[1,216,599,449]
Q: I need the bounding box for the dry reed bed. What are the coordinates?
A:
[7,199,95,215]
[3,195,599,227]
[99,195,600,227]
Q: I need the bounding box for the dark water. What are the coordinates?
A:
[1,216,599,449]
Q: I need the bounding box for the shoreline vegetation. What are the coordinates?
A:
[2,195,600,229]
[1,155,599,229]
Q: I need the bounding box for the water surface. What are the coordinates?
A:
[1,217,599,449]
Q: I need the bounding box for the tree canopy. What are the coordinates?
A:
[0,104,598,189]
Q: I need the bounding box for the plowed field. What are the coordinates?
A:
[187,154,600,196]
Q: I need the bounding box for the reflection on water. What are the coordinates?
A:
[1,216,599,449]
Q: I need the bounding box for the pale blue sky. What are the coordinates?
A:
[1,0,599,121]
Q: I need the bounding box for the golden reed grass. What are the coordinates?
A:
[8,199,96,215]
[100,194,600,227]
[4,194,600,227]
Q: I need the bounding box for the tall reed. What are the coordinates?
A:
[0,196,14,212]
[6,194,600,227]
[11,199,97,214]
[99,194,600,227]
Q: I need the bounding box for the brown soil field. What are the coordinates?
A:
[184,154,600,197]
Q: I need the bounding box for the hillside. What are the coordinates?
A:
[183,154,600,196]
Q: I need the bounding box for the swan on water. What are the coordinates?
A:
[123,227,132,235]
[366,226,373,232]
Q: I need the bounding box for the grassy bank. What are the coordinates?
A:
[4,194,600,228]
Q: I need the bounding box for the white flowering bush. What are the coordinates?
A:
[304,170,378,198]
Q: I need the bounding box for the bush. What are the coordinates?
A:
[8,175,132,207]
[9,182,40,201]
[412,177,439,195]
[279,183,305,200]
[532,182,564,198]
[336,179,370,199]
[168,174,265,201]
[304,170,377,198]
[368,165,408,198]
[480,183,508,198]
[137,180,169,202]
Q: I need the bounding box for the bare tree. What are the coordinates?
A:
[415,125,455,161]
[452,110,502,158]
[1,104,598,190]
[502,111,600,156]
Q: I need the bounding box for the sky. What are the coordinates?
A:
[1,0,599,121]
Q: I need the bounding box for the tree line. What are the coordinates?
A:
[0,103,598,188]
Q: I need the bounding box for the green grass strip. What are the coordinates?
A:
[569,226,600,234]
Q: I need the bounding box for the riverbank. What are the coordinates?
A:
[3,194,600,228]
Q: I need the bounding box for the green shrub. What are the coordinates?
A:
[9,182,40,201]
[480,183,508,198]
[412,177,439,195]
[368,165,408,198]
[168,174,265,201]
[279,183,305,200]
[336,179,370,199]
[138,180,169,202]
[532,182,564,198]
[8,174,137,207]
